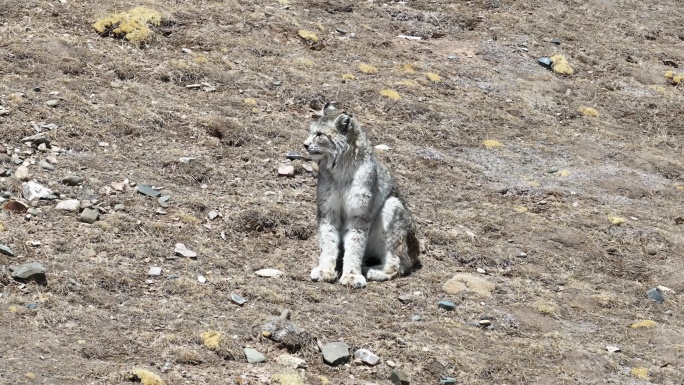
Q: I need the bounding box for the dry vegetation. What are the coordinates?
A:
[1,0,683,384]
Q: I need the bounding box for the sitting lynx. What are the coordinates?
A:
[303,103,420,288]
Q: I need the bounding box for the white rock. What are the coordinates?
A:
[148,266,162,276]
[15,166,29,181]
[174,243,197,258]
[278,165,295,177]
[375,144,390,151]
[22,181,53,201]
[56,199,81,212]
[198,275,207,284]
[275,354,307,369]
[606,345,621,353]
[354,348,381,366]
[255,268,284,278]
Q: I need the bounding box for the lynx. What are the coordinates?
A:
[303,103,420,288]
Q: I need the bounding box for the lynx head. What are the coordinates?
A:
[303,102,359,169]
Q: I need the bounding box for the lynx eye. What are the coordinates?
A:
[316,132,323,137]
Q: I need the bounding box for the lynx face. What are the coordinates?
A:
[303,105,355,168]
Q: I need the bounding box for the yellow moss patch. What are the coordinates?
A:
[358,63,378,74]
[26,373,36,380]
[395,79,419,87]
[630,320,656,329]
[664,71,683,85]
[127,369,165,385]
[179,214,201,224]
[380,89,401,101]
[244,98,257,106]
[272,373,305,385]
[579,106,598,117]
[482,139,503,148]
[630,368,649,380]
[8,306,17,313]
[675,184,684,191]
[93,7,162,46]
[558,170,571,177]
[201,331,223,349]
[425,72,442,82]
[318,376,331,385]
[297,30,319,43]
[341,73,355,80]
[402,63,417,73]
[537,303,556,315]
[549,54,574,76]
[527,180,540,187]
[0,222,4,231]
[513,206,528,213]
[194,55,208,64]
[262,331,272,337]
[608,216,626,225]
[278,0,289,4]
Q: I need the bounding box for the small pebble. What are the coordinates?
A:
[62,175,83,186]
[398,295,414,304]
[181,48,193,54]
[244,347,266,363]
[411,315,422,322]
[148,266,162,276]
[15,166,30,181]
[197,275,207,284]
[39,160,54,171]
[255,268,284,278]
[322,342,350,366]
[447,55,459,60]
[476,267,486,274]
[137,184,161,197]
[354,348,381,366]
[26,303,38,310]
[550,38,561,45]
[79,208,99,224]
[438,300,456,310]
[55,199,80,212]
[208,210,219,220]
[537,57,552,67]
[375,144,390,151]
[606,345,621,353]
[0,244,15,257]
[390,370,410,385]
[278,165,295,177]
[46,99,59,107]
[231,293,247,305]
[174,243,197,258]
[647,287,664,304]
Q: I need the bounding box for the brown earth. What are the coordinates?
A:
[1,0,683,384]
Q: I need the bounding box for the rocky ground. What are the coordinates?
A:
[1,0,683,384]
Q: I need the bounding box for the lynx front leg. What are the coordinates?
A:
[339,220,369,288]
[310,221,340,282]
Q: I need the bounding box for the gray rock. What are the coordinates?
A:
[79,208,99,224]
[46,99,59,107]
[275,354,307,369]
[491,184,508,194]
[448,55,460,60]
[231,293,247,306]
[56,199,80,212]
[181,47,193,54]
[440,377,457,384]
[261,310,311,352]
[398,295,414,304]
[286,151,310,161]
[15,166,30,181]
[174,243,197,258]
[0,168,9,177]
[208,210,219,220]
[411,315,422,322]
[322,342,350,366]
[10,262,46,280]
[550,38,561,45]
[62,175,83,186]
[20,133,46,143]
[354,348,381,366]
[278,165,295,177]
[114,204,126,212]
[546,166,559,173]
[39,160,54,171]
[11,157,24,165]
[0,244,15,257]
[647,288,664,304]
[438,300,456,310]
[390,371,410,385]
[148,266,162,276]
[137,184,161,197]
[244,348,266,363]
[158,195,171,202]
[22,181,53,201]
[537,57,552,68]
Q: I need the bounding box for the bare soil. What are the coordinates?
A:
[1,0,683,384]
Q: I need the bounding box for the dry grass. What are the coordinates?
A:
[1,0,683,384]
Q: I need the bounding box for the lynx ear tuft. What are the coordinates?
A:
[337,113,353,133]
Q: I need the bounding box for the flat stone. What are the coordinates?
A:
[0,244,15,257]
[114,204,126,212]
[39,160,54,171]
[442,273,495,297]
[174,243,197,258]
[244,348,266,363]
[46,99,59,107]
[411,315,422,322]
[390,370,410,385]
[322,342,350,366]
[62,175,83,186]
[15,166,29,181]
[137,184,161,197]
[375,144,390,151]
[275,354,307,369]
[56,199,80,212]
[437,300,456,310]
[606,345,621,353]
[10,262,46,280]
[440,378,457,384]
[278,165,295,177]
[255,268,284,278]
[179,157,196,163]
[20,133,46,143]
[354,348,381,366]
[647,288,664,304]
[208,210,219,220]
[286,151,309,161]
[22,181,54,201]
[231,293,247,305]
[398,295,414,304]
[79,208,99,224]
[111,181,125,191]
[148,266,162,276]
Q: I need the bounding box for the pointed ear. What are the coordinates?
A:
[323,102,339,114]
[336,113,353,134]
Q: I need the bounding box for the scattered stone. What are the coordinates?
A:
[275,354,307,369]
[79,208,99,224]
[550,38,561,45]
[375,144,390,151]
[158,195,171,203]
[354,349,381,366]
[606,345,621,353]
[26,303,38,310]
[181,47,193,54]
[438,300,456,310]
[411,315,422,321]
[390,370,410,385]
[244,348,266,363]
[647,287,664,304]
[22,181,54,201]
[137,184,161,197]
[148,266,162,276]
[10,262,46,281]
[0,168,9,177]
[231,293,247,305]
[442,273,495,296]
[197,275,206,284]
[491,184,508,194]
[179,157,196,163]
[39,160,54,171]
[398,295,414,304]
[517,252,528,258]
[440,378,457,385]
[111,181,126,191]
[2,200,28,213]
[322,342,350,366]
[114,204,126,212]
[208,210,219,220]
[546,166,560,173]
[301,163,313,173]
[261,310,311,352]
[174,243,197,258]
[448,55,459,60]
[537,57,552,68]
[46,99,59,107]
[479,319,492,327]
[476,267,486,274]
[255,268,284,278]
[158,197,169,208]
[0,244,15,257]
[56,199,80,212]
[62,175,83,186]
[278,165,295,177]
[15,166,29,181]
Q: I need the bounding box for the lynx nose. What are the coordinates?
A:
[303,143,310,151]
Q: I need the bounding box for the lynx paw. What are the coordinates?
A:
[365,269,395,282]
[339,273,367,288]
[310,266,337,282]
